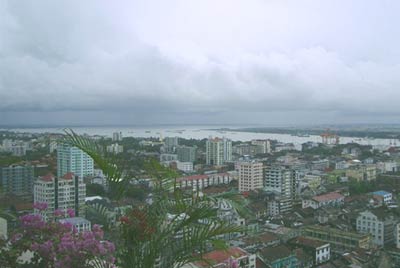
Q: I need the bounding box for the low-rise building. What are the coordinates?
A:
[371,190,393,204]
[160,153,178,162]
[241,232,280,253]
[258,245,297,268]
[106,143,123,154]
[303,225,371,253]
[59,217,91,233]
[346,164,377,181]
[289,236,330,265]
[310,159,329,171]
[176,173,232,190]
[302,192,345,209]
[176,161,194,173]
[183,247,256,268]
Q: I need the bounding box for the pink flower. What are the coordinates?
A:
[66,208,75,218]
[54,209,64,217]
[33,202,48,211]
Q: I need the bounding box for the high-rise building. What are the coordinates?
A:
[177,145,196,163]
[206,137,232,166]
[0,165,34,200]
[251,139,271,154]
[264,165,296,214]
[112,131,123,142]
[57,143,94,178]
[34,173,86,221]
[238,161,263,192]
[164,136,179,153]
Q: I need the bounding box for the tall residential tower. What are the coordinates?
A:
[57,143,94,178]
[206,137,232,166]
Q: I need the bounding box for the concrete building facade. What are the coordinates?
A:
[206,137,232,166]
[238,161,263,192]
[57,143,94,178]
[356,210,397,247]
[0,164,34,200]
[34,173,86,221]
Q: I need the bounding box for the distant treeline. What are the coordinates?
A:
[228,127,400,139]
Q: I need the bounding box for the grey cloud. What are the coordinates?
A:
[1,0,400,125]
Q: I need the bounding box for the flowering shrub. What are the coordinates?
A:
[0,204,115,268]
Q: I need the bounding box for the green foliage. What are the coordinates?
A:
[86,184,106,196]
[0,153,21,166]
[348,179,376,195]
[63,129,245,268]
[63,129,127,199]
[124,185,148,201]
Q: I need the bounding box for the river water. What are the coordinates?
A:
[1,125,395,148]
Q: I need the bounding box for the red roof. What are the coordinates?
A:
[195,247,247,267]
[62,172,75,180]
[312,192,344,202]
[41,173,55,182]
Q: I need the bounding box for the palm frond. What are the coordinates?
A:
[63,128,127,198]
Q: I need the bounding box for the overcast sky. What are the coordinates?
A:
[1,0,400,126]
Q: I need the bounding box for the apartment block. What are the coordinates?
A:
[177,145,196,162]
[34,173,86,221]
[57,143,94,178]
[264,165,296,214]
[206,137,232,166]
[356,210,397,247]
[238,161,263,192]
[0,164,34,200]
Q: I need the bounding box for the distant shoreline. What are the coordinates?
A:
[212,127,400,139]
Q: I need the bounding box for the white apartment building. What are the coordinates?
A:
[34,173,86,221]
[206,137,232,166]
[106,143,124,154]
[176,173,232,190]
[251,139,271,154]
[176,161,194,173]
[57,143,94,178]
[356,210,397,247]
[238,161,263,192]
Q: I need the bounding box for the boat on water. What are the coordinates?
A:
[145,131,151,133]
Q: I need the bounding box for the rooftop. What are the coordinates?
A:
[312,192,344,202]
[243,232,279,246]
[372,190,391,196]
[40,173,55,182]
[62,172,75,180]
[291,236,329,249]
[259,245,294,262]
[305,225,370,240]
[194,247,248,267]
[59,217,91,225]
